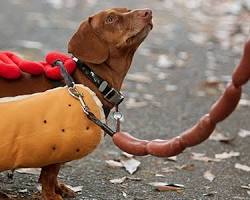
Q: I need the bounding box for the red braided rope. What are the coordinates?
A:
[0,51,76,80]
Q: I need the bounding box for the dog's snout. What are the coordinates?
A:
[136,9,152,19]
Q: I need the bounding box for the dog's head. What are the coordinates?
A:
[68,8,153,64]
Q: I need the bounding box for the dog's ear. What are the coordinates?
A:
[68,18,109,64]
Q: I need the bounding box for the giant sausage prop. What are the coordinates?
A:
[0,41,249,172]
[112,40,250,157]
[0,85,104,171]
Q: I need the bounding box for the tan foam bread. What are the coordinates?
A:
[0,84,104,171]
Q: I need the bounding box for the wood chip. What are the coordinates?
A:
[191,152,220,162]
[149,182,185,192]
[167,156,177,161]
[122,152,134,158]
[235,163,250,172]
[241,184,250,190]
[105,160,123,168]
[215,151,240,160]
[127,177,142,181]
[110,177,127,184]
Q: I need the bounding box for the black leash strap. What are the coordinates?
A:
[54,60,75,88]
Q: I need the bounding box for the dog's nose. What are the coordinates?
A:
[136,9,152,19]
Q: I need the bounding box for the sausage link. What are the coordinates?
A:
[112,132,149,156]
[111,40,250,157]
[209,83,241,123]
[180,114,215,147]
[146,137,185,157]
[232,40,250,87]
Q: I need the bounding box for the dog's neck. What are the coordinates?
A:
[72,48,135,113]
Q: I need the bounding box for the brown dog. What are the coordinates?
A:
[0,8,152,200]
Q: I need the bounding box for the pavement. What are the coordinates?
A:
[0,0,250,200]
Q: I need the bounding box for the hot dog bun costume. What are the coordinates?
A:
[0,84,104,171]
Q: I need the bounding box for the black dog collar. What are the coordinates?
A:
[72,57,124,106]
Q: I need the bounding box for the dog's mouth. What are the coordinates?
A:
[126,23,153,44]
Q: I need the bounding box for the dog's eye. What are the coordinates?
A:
[105,15,116,24]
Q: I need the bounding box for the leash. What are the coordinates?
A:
[54,60,122,136]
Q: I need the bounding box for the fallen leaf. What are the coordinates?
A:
[121,158,141,174]
[239,99,250,107]
[209,131,234,143]
[241,184,250,190]
[215,151,240,160]
[105,160,123,168]
[235,163,250,172]
[127,73,152,83]
[191,152,220,162]
[176,163,195,171]
[149,182,185,192]
[166,156,177,162]
[238,129,250,138]
[161,167,176,173]
[16,168,41,175]
[204,170,215,182]
[110,176,127,184]
[66,185,83,193]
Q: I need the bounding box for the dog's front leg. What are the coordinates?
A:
[39,164,76,200]
[39,164,63,200]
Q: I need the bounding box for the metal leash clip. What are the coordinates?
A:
[68,86,90,115]
[113,111,124,121]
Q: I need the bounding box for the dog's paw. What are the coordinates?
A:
[55,182,76,198]
[42,193,63,200]
[0,192,10,199]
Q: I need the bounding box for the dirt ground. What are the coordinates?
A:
[0,0,250,199]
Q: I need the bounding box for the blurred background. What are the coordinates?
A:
[0,0,250,199]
